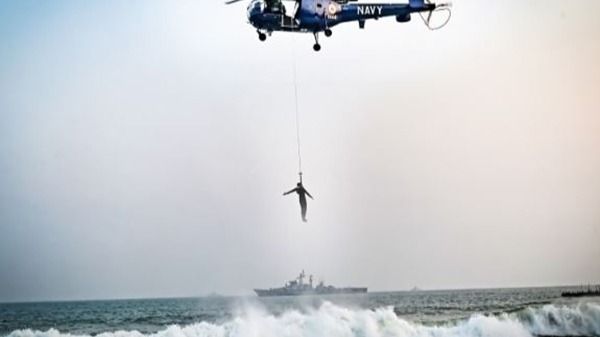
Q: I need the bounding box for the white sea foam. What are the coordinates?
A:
[7,302,600,337]
[518,302,600,336]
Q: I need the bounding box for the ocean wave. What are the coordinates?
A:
[517,302,600,336]
[7,302,600,337]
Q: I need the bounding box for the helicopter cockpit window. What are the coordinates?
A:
[247,0,264,13]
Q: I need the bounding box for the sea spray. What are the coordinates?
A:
[7,302,600,337]
[517,302,600,336]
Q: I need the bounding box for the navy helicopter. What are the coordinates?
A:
[225,0,451,51]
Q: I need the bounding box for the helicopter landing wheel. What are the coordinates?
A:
[324,29,332,37]
[258,32,267,41]
[312,32,321,51]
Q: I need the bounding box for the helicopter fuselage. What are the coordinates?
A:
[238,0,449,50]
[247,0,434,33]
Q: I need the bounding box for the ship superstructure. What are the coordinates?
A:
[254,270,367,297]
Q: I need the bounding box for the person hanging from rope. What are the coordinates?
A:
[283,178,313,222]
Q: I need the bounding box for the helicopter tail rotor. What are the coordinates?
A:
[419,0,452,30]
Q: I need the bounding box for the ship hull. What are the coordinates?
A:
[254,287,367,297]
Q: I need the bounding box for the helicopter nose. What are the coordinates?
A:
[247,6,262,23]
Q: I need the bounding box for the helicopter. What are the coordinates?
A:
[225,0,451,51]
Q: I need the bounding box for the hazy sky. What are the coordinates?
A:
[1,0,599,303]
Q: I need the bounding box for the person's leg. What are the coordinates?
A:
[300,201,307,222]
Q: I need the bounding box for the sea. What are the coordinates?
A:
[1,287,599,337]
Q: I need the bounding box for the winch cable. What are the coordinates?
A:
[291,37,303,183]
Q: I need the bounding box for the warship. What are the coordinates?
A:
[254,271,368,297]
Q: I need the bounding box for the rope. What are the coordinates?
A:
[291,37,303,181]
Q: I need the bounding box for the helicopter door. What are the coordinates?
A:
[281,15,297,28]
[280,1,299,28]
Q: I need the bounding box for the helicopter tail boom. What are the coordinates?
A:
[409,0,425,8]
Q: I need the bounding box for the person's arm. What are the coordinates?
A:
[305,189,313,199]
[283,188,297,196]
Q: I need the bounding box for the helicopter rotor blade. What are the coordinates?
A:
[225,0,245,5]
